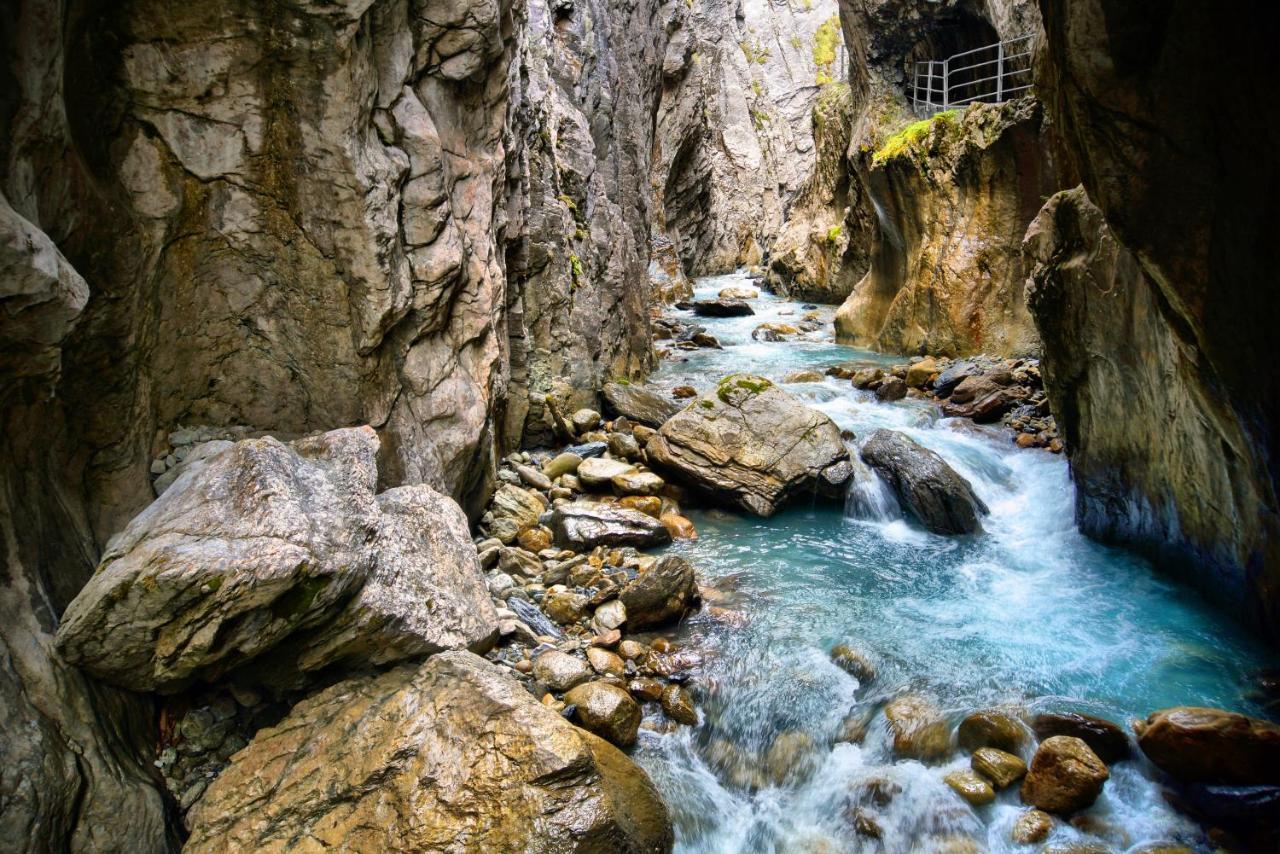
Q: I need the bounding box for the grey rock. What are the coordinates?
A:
[619,554,698,629]
[692,299,754,318]
[486,484,547,544]
[532,650,593,692]
[549,503,673,550]
[602,382,681,428]
[859,429,988,535]
[646,375,850,516]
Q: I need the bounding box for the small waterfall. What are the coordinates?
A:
[844,456,901,521]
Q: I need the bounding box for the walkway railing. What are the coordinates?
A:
[910,33,1033,118]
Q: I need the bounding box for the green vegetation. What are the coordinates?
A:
[569,253,583,284]
[699,399,715,409]
[740,41,771,65]
[271,575,330,620]
[826,224,842,245]
[812,16,840,85]
[716,374,773,403]
[872,110,959,165]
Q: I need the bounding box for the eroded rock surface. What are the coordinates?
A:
[184,652,673,852]
[646,375,851,516]
[860,429,988,534]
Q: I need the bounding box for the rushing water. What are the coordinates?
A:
[634,272,1277,853]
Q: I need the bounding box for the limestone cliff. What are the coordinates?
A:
[1031,0,1280,639]
[834,98,1047,356]
[652,0,846,276]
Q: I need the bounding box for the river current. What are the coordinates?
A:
[633,272,1276,853]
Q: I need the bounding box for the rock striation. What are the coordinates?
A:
[184,651,673,852]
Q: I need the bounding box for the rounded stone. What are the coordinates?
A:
[1020,736,1109,814]
[971,747,1027,789]
[958,709,1028,753]
[1011,809,1053,844]
[943,769,995,806]
[660,684,698,725]
[565,681,641,747]
[531,650,592,693]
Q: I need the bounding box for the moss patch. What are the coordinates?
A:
[716,374,774,403]
[812,16,841,84]
[872,110,959,165]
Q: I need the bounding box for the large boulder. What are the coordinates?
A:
[941,373,1026,423]
[1033,712,1130,764]
[184,652,673,852]
[55,428,497,692]
[1020,736,1109,814]
[565,681,643,747]
[549,503,673,550]
[692,298,754,317]
[486,484,548,544]
[602,382,681,428]
[645,375,851,516]
[1133,706,1280,786]
[619,554,698,629]
[859,430,988,535]
[883,694,951,762]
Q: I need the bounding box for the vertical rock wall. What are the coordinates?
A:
[652,0,846,276]
[1031,0,1280,639]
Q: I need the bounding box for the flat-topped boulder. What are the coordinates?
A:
[1134,706,1280,786]
[549,502,673,550]
[645,375,851,516]
[55,427,497,693]
[602,381,681,428]
[859,429,988,535]
[692,298,754,317]
[184,652,673,852]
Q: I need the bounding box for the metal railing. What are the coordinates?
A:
[909,33,1033,117]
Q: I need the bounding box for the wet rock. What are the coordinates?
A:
[784,370,825,383]
[646,375,850,516]
[542,452,583,479]
[1033,711,1131,765]
[586,647,625,678]
[543,590,590,625]
[752,322,799,342]
[592,600,627,632]
[672,385,697,399]
[1133,706,1280,786]
[184,653,671,851]
[836,707,877,744]
[618,555,697,630]
[498,546,543,579]
[659,512,698,540]
[571,409,602,433]
[514,463,552,490]
[763,730,817,785]
[884,694,951,762]
[851,367,884,389]
[612,470,665,496]
[602,382,680,429]
[830,644,876,683]
[942,374,1026,423]
[905,357,938,389]
[488,483,549,543]
[874,376,908,401]
[533,650,593,692]
[934,361,982,397]
[565,681,642,747]
[944,769,995,806]
[619,495,662,517]
[608,432,641,460]
[972,747,1027,788]
[661,684,698,725]
[719,286,758,300]
[577,457,637,488]
[693,298,754,317]
[1011,809,1053,844]
[958,709,1028,753]
[629,678,665,702]
[56,429,497,692]
[860,430,988,535]
[691,332,722,349]
[1020,736,1109,814]
[565,441,608,459]
[517,526,553,553]
[618,640,649,661]
[549,503,673,550]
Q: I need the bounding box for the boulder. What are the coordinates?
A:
[661,684,698,725]
[942,374,1026,423]
[646,375,851,516]
[859,430,988,535]
[586,647,625,678]
[533,650,593,692]
[1033,712,1130,764]
[488,483,548,543]
[549,503,673,550]
[718,286,759,300]
[577,457,637,488]
[958,709,1029,753]
[905,358,938,389]
[592,600,627,631]
[784,370,824,383]
[602,382,681,429]
[851,367,883,389]
[944,769,995,806]
[884,694,951,762]
[565,681,642,747]
[830,644,876,683]
[612,470,665,496]
[55,429,497,693]
[660,512,697,539]
[1011,809,1053,844]
[763,730,817,785]
[619,554,699,629]
[542,452,584,479]
[1133,706,1280,786]
[933,361,982,397]
[183,653,672,852]
[874,376,907,401]
[972,747,1027,788]
[514,463,552,491]
[571,408,602,433]
[1020,736,1109,814]
[692,298,754,317]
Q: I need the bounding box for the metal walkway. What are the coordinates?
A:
[909,33,1033,117]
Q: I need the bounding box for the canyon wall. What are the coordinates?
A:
[652,0,845,276]
[1031,0,1280,638]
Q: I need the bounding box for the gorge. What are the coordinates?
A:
[2,0,1278,852]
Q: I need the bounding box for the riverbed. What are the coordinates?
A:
[634,272,1277,853]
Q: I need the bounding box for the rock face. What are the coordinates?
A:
[835,99,1046,357]
[56,428,497,693]
[1134,707,1280,786]
[1032,1,1280,640]
[184,652,673,852]
[646,375,851,516]
[860,429,988,534]
[652,0,847,275]
[1020,736,1109,814]
[1026,187,1280,639]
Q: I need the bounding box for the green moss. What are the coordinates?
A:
[699,399,715,409]
[557,193,577,212]
[569,253,583,287]
[740,41,771,64]
[270,575,330,621]
[715,374,773,403]
[872,110,960,165]
[205,575,223,593]
[614,376,631,386]
[826,224,842,244]
[812,16,841,83]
